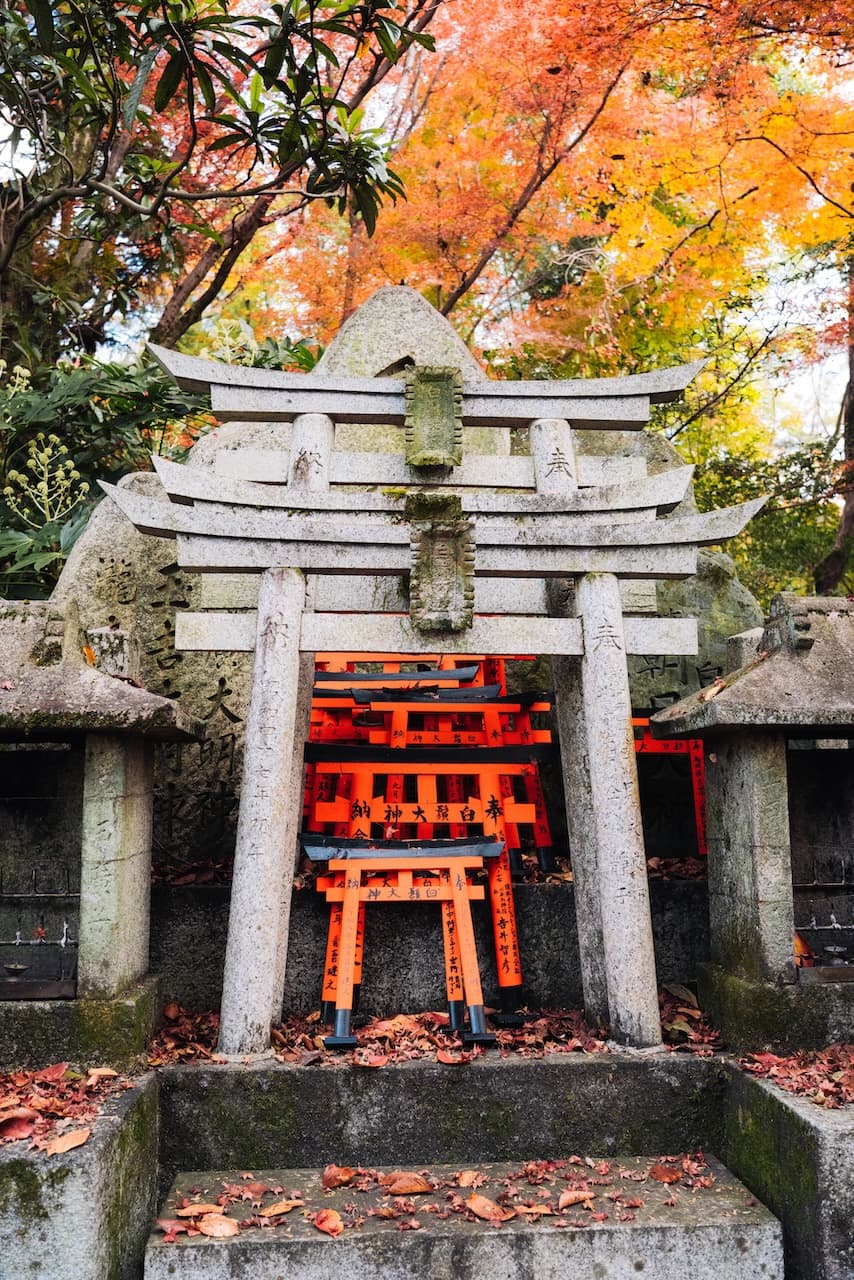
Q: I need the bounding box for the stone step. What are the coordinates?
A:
[145,1156,783,1280]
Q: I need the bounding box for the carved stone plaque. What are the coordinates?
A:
[409,520,475,632]
[404,366,463,468]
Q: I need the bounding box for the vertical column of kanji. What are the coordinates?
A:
[576,572,661,1047]
[218,565,307,1055]
[530,418,608,1025]
[270,413,336,1023]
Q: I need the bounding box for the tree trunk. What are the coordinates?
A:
[813,258,854,595]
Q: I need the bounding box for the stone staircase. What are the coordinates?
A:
[145,1054,786,1280]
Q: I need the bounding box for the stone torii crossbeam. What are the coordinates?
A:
[102,289,763,1056]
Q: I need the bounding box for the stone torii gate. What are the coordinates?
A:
[103,289,762,1056]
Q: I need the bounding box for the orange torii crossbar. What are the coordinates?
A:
[305,838,502,1048]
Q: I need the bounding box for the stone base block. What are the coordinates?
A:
[145,1158,782,1280]
[0,1075,158,1280]
[723,1064,854,1280]
[698,963,854,1053]
[0,975,159,1070]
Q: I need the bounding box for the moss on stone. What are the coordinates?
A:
[0,977,159,1071]
[699,964,854,1052]
[404,491,462,523]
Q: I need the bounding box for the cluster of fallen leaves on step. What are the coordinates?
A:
[0,1062,132,1154]
[147,1003,223,1066]
[659,985,721,1055]
[739,1044,854,1108]
[272,1008,607,1067]
[157,1153,717,1243]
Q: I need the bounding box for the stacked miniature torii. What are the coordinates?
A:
[103,290,762,1057]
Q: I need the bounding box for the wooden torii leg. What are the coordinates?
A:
[441,900,466,1031]
[320,901,343,1024]
[525,770,556,871]
[689,741,708,857]
[324,862,362,1048]
[448,867,495,1045]
[480,768,525,1021]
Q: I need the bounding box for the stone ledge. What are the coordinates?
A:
[0,1074,158,1280]
[0,975,159,1070]
[156,1053,728,1191]
[145,1156,782,1280]
[697,963,854,1053]
[722,1063,854,1280]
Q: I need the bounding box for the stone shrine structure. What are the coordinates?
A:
[653,593,854,1048]
[101,287,762,1056]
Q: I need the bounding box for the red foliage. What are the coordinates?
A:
[739,1044,854,1108]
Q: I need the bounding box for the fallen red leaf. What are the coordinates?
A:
[466,1193,515,1222]
[322,1164,355,1190]
[197,1214,239,1238]
[649,1164,682,1184]
[382,1173,432,1195]
[44,1127,91,1156]
[314,1208,344,1236]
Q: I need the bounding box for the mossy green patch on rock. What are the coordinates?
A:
[0,976,159,1070]
[698,964,854,1052]
[0,1159,65,1222]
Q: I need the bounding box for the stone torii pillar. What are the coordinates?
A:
[531,417,661,1047]
[218,413,333,1056]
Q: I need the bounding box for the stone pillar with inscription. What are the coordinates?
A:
[269,414,335,1023]
[218,566,307,1055]
[576,572,661,1047]
[532,418,608,1023]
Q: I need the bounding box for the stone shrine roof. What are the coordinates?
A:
[651,594,854,738]
[0,599,203,741]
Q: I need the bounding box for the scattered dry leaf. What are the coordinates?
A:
[558,1188,595,1209]
[198,1214,239,1238]
[44,1128,91,1156]
[457,1170,480,1187]
[382,1173,433,1196]
[466,1193,515,1222]
[322,1164,355,1189]
[175,1203,222,1218]
[314,1208,344,1237]
[259,1199,303,1217]
[649,1164,681,1185]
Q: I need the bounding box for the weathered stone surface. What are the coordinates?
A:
[150,880,711,1016]
[78,735,154,997]
[651,594,854,736]
[630,550,764,712]
[698,964,854,1053]
[219,568,307,1056]
[576,574,661,1047]
[0,976,159,1070]
[0,598,201,740]
[156,1054,728,1178]
[0,1075,158,1280]
[723,1062,854,1280]
[704,734,796,985]
[54,476,251,870]
[146,1156,782,1280]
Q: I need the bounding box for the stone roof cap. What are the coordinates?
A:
[0,599,203,741]
[651,593,854,738]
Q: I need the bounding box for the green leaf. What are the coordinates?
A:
[154,51,186,112]
[123,49,158,130]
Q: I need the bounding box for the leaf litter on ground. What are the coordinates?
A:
[156,1152,719,1243]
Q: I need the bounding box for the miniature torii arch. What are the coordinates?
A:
[103,288,763,1056]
